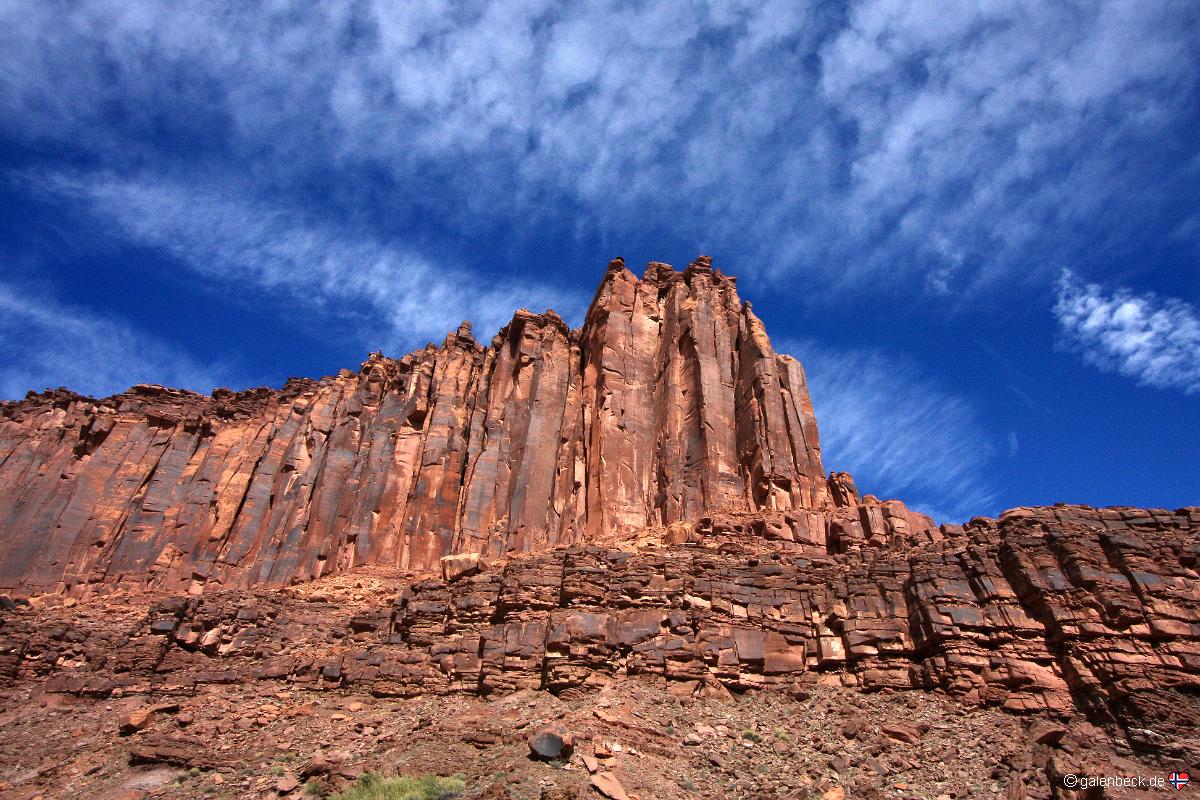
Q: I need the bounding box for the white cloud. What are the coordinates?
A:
[817,0,1197,294]
[1054,270,1200,394]
[38,172,582,352]
[0,282,230,400]
[784,340,997,522]
[0,1,1193,301]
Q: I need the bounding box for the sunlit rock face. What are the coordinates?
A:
[2,257,1199,785]
[0,257,933,594]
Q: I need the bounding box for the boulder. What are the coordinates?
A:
[440,553,482,582]
[529,725,574,760]
[118,707,155,735]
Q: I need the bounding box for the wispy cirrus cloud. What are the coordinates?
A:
[38,172,583,352]
[1054,270,1200,395]
[0,281,231,400]
[1,1,1195,301]
[785,341,997,522]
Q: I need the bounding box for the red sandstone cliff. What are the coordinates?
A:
[0,257,929,595]
[2,258,1198,797]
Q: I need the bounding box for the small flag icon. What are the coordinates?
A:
[1168,772,1190,789]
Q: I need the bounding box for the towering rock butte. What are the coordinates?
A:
[0,257,931,596]
[1,257,1199,794]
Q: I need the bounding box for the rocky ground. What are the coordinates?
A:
[1,533,1193,800]
[2,262,1195,799]
[0,664,1163,800]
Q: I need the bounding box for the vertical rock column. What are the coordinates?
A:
[735,303,829,512]
[579,259,662,537]
[651,258,745,523]
[456,310,581,558]
[397,330,484,571]
[0,255,853,594]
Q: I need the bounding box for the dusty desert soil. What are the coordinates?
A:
[0,669,1167,800]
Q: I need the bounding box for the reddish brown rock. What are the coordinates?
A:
[881,722,925,744]
[118,707,154,735]
[0,256,1196,784]
[590,772,629,800]
[0,257,924,596]
[275,773,300,794]
[2,503,1195,766]
[440,553,481,582]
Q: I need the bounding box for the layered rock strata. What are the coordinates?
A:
[0,257,924,595]
[3,505,1196,763]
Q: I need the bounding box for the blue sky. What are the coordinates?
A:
[1,1,1198,522]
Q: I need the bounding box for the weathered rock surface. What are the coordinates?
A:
[0,665,1079,800]
[2,505,1195,767]
[0,257,922,595]
[0,256,1196,798]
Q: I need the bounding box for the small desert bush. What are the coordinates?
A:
[332,773,466,800]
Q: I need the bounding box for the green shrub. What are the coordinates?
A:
[332,773,466,800]
[740,729,762,743]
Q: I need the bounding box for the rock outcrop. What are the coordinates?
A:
[2,506,1196,765]
[0,257,925,596]
[0,256,1197,796]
